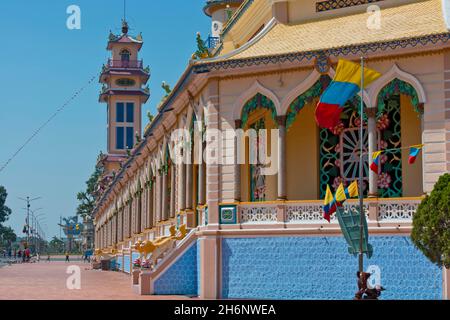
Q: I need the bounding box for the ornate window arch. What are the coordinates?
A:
[120,49,131,62]
[369,64,426,115]
[241,93,278,128]
[233,80,281,123]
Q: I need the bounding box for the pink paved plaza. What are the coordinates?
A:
[0,261,194,300]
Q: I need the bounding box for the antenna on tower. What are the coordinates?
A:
[123,0,126,21]
[122,0,129,34]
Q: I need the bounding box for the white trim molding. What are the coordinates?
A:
[233,80,281,120]
[368,64,427,108]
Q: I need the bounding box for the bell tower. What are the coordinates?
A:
[99,20,150,173]
[203,0,244,38]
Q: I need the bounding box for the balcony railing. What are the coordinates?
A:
[230,198,422,225]
[107,59,143,69]
[204,36,220,50]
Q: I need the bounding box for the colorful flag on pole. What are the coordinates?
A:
[408,144,423,164]
[345,180,359,198]
[323,184,338,222]
[369,151,382,173]
[315,59,381,129]
[335,183,347,203]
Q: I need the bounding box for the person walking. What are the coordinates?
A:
[65,252,70,262]
[47,254,50,262]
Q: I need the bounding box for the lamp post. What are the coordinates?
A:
[18,196,41,247]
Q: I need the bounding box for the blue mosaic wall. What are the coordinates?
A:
[221,236,442,300]
[153,243,198,296]
[123,254,131,274]
[116,256,123,271]
[197,240,201,295]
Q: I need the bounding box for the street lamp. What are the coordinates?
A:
[18,196,42,246]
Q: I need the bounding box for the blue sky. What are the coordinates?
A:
[0,0,210,240]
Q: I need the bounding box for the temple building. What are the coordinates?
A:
[93,0,450,299]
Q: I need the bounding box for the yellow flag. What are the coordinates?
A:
[335,183,347,202]
[324,184,334,206]
[334,59,382,88]
[346,180,359,198]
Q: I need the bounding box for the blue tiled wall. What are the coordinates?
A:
[221,236,442,300]
[154,243,198,296]
[116,256,123,271]
[123,254,131,274]
[197,240,201,295]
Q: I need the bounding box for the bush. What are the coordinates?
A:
[411,173,450,268]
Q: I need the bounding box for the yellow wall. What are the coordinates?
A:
[400,94,423,196]
[240,107,277,201]
[286,99,319,200]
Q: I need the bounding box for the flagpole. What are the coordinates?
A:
[358,57,365,273]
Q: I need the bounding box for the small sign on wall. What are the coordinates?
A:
[219,205,237,224]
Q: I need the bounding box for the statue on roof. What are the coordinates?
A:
[192,32,212,60]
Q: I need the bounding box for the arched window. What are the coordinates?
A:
[120,49,130,62]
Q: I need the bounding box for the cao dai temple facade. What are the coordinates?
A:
[93,0,450,299]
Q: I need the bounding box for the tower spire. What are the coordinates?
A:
[122,0,128,34]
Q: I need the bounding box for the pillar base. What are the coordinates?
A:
[186,210,196,228]
[131,268,140,286]
[139,270,154,295]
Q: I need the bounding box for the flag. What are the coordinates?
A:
[323,185,338,222]
[335,183,347,203]
[370,151,382,173]
[345,180,359,198]
[408,144,423,164]
[315,59,381,129]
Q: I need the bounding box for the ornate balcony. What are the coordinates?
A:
[204,36,220,50]
[107,59,143,69]
[208,197,423,228]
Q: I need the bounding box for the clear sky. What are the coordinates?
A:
[0,0,210,240]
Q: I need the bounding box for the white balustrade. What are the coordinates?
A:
[239,204,277,224]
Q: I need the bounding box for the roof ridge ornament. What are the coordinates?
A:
[122,19,129,34]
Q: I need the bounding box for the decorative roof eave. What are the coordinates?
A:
[93,32,450,219]
[194,32,450,72]
[99,69,150,83]
[107,35,143,50]
[98,89,150,103]
[203,0,244,16]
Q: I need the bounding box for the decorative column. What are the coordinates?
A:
[157,171,162,223]
[199,78,221,299]
[170,164,176,218]
[161,167,168,221]
[276,115,287,200]
[147,181,153,228]
[234,120,242,202]
[366,107,378,197]
[185,163,193,209]
[178,161,186,212]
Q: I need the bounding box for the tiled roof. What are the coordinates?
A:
[214,0,447,61]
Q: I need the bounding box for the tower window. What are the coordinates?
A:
[116,103,124,122]
[116,127,124,150]
[126,127,134,149]
[120,49,130,62]
[126,103,134,122]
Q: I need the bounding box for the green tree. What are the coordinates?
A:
[0,225,17,246]
[412,173,450,268]
[0,186,16,247]
[48,236,65,254]
[0,186,12,225]
[76,166,102,219]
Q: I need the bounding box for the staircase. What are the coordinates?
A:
[136,228,199,296]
